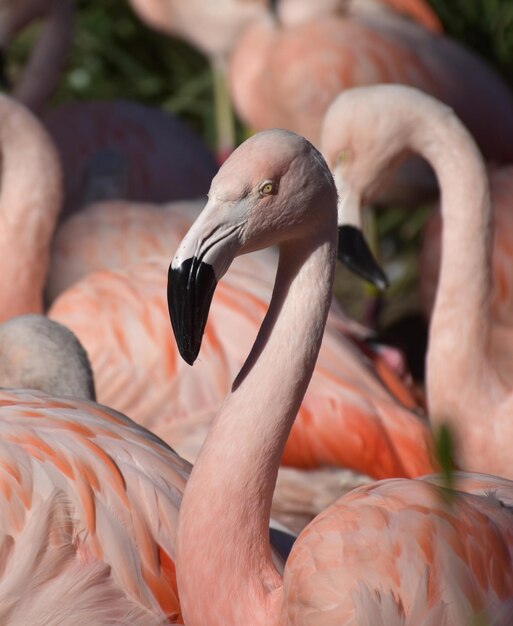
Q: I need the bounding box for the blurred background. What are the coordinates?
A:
[7,0,513,378]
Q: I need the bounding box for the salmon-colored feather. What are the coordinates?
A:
[49,254,435,479]
[0,389,186,623]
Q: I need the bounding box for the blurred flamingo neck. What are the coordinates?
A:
[408,104,495,409]
[14,0,73,114]
[0,97,62,320]
[176,225,337,626]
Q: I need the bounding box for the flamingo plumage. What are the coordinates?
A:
[0,389,187,624]
[169,128,513,626]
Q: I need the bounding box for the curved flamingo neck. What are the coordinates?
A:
[176,224,337,625]
[13,0,73,114]
[407,103,496,417]
[0,96,62,321]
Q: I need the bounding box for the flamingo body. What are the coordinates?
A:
[321,84,513,478]
[0,388,187,624]
[229,13,513,162]
[284,474,513,625]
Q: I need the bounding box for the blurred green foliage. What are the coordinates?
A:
[427,0,513,85]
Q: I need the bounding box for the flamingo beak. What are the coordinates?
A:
[168,199,243,365]
[334,175,389,289]
[337,225,389,290]
[168,257,217,366]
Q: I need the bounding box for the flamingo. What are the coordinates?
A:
[0,315,311,621]
[229,3,513,170]
[0,314,96,400]
[169,129,513,625]
[321,84,513,479]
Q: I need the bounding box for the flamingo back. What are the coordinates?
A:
[0,389,191,623]
[283,474,513,625]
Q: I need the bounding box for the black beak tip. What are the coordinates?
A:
[167,258,218,366]
[181,347,197,367]
[337,225,389,291]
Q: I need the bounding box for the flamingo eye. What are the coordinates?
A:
[258,180,275,197]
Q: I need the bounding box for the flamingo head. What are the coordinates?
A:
[168,128,386,364]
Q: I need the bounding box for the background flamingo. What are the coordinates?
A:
[169,129,513,626]
[228,2,513,180]
[43,100,217,217]
[0,312,320,621]
[321,84,513,479]
[0,387,188,623]
[0,314,96,400]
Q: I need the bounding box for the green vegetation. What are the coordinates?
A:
[428,0,513,85]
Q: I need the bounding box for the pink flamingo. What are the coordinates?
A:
[321,84,513,478]
[169,129,513,625]
[229,3,513,164]
[0,0,73,113]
